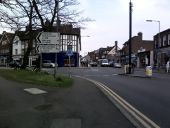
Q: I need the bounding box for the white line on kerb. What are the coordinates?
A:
[75,76,160,128]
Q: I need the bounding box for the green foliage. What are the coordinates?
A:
[0,69,73,87]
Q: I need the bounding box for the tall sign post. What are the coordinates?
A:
[66,45,73,78]
[36,32,60,77]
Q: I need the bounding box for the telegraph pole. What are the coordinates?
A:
[54,0,60,78]
[128,0,133,74]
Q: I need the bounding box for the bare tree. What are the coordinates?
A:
[0,0,92,69]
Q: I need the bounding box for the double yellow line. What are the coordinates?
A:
[76,75,160,128]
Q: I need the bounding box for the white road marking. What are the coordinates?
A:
[112,74,118,76]
[24,88,47,95]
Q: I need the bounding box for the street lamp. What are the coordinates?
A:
[146,19,160,68]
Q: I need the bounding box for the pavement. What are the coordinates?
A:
[119,67,170,79]
[0,70,135,128]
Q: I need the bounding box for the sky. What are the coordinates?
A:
[79,0,170,56]
[1,0,170,56]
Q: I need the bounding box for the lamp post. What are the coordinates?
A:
[146,20,160,69]
[128,0,133,74]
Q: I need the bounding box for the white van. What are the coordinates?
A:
[101,59,109,67]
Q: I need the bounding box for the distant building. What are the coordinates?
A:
[107,41,121,62]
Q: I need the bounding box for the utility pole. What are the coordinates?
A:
[128,0,133,74]
[54,0,60,78]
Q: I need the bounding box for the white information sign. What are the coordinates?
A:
[37,32,60,44]
[36,44,60,53]
[36,32,60,53]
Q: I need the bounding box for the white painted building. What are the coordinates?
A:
[12,33,38,67]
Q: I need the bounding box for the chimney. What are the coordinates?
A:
[138,32,143,40]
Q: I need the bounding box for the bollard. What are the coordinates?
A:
[146,66,152,77]
[124,65,127,74]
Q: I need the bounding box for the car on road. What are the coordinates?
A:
[101,59,109,67]
[114,62,122,68]
[108,61,114,67]
[89,61,97,67]
[42,60,55,68]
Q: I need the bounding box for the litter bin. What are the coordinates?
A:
[146,66,152,77]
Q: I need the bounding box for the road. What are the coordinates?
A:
[53,67,170,128]
[0,69,134,128]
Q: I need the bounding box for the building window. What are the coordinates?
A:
[61,34,78,52]
[159,37,161,47]
[15,49,18,55]
[163,35,167,46]
[154,40,157,48]
[168,34,170,45]
[21,49,25,55]
[14,40,18,45]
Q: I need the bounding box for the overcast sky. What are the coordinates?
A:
[79,0,170,55]
[0,0,170,56]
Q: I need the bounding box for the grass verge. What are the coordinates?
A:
[0,69,73,87]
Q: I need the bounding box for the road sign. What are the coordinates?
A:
[66,49,73,56]
[37,32,60,44]
[66,45,73,56]
[36,32,60,53]
[36,44,60,53]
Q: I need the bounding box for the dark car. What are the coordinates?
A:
[108,61,114,67]
[9,60,21,68]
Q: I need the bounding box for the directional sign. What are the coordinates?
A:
[36,44,60,53]
[37,32,60,44]
[36,32,60,53]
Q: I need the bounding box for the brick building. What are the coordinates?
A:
[120,32,154,68]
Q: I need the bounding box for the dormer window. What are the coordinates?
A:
[13,36,19,45]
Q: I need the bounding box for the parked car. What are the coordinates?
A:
[9,60,21,68]
[42,60,55,68]
[114,62,122,68]
[108,61,114,67]
[101,59,109,67]
[89,61,97,67]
